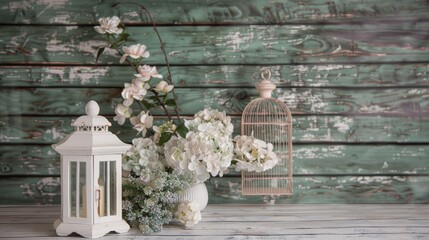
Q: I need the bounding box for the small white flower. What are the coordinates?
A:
[94,16,123,35]
[154,80,174,93]
[113,103,132,125]
[174,201,201,228]
[130,111,154,136]
[134,65,163,81]
[121,78,150,102]
[120,44,150,63]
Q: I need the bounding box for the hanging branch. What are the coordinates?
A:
[113,2,182,124]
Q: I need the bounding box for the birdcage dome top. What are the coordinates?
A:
[72,100,112,130]
[243,68,292,121]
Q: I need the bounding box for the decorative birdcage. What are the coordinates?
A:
[241,68,293,197]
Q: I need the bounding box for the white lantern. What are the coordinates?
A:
[52,100,131,238]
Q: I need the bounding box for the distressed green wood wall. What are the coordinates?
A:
[1,0,429,204]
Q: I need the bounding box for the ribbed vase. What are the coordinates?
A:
[176,182,208,211]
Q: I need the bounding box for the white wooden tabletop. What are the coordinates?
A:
[1,204,428,239]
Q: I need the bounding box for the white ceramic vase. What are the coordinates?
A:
[176,182,208,211]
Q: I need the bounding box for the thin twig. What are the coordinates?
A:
[134,3,182,123]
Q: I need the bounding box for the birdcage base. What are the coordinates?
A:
[241,187,293,196]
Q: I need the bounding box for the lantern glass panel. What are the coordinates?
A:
[70,161,77,218]
[79,162,86,218]
[109,161,117,216]
[98,161,108,217]
[97,160,117,217]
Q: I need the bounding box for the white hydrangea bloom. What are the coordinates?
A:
[164,109,234,183]
[123,138,165,174]
[113,103,132,125]
[130,111,153,136]
[233,135,279,173]
[120,44,150,63]
[174,201,201,228]
[94,16,123,34]
[186,109,234,137]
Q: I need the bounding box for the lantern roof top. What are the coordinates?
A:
[51,100,130,155]
[72,100,112,128]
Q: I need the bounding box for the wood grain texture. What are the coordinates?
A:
[1,0,428,25]
[2,64,429,87]
[1,0,429,206]
[2,23,429,65]
[1,205,428,239]
[1,144,427,176]
[2,116,429,144]
[1,176,428,204]
[1,87,428,115]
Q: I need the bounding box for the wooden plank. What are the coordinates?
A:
[1,0,428,25]
[2,116,429,144]
[2,64,429,87]
[206,176,429,204]
[2,23,429,65]
[1,221,429,236]
[0,205,428,239]
[1,144,428,176]
[1,87,428,115]
[1,176,428,204]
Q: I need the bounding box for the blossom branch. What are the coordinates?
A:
[114,2,182,123]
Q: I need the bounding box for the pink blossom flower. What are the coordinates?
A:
[120,44,150,63]
[155,80,174,93]
[130,111,154,136]
[113,103,132,125]
[94,16,123,34]
[134,65,163,81]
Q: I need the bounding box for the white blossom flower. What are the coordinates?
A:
[113,103,132,125]
[233,135,279,173]
[154,80,174,93]
[134,65,163,81]
[121,78,150,103]
[120,44,150,63]
[174,201,201,228]
[123,138,164,174]
[130,111,154,136]
[94,16,123,34]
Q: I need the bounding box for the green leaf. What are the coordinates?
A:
[141,100,156,110]
[95,47,105,63]
[165,99,176,107]
[176,124,188,139]
[158,132,173,146]
[119,32,130,42]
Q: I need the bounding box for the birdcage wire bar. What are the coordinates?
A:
[241,69,293,196]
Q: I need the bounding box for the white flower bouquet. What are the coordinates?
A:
[94,13,280,234]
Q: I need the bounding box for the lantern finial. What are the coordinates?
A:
[85,100,100,117]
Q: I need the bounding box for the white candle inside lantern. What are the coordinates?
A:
[81,182,105,218]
